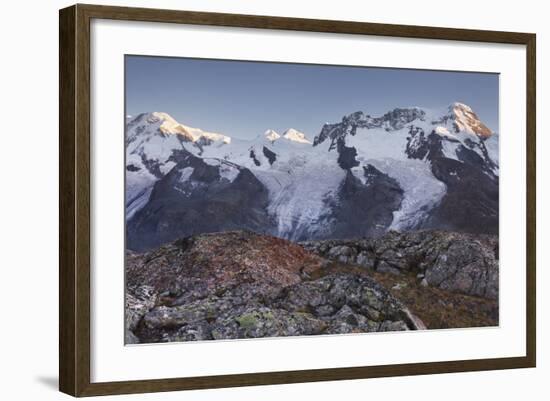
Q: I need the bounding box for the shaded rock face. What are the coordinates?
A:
[404,128,498,234]
[405,128,444,161]
[336,137,360,169]
[301,230,499,300]
[126,153,275,251]
[423,157,499,235]
[325,168,404,239]
[125,231,423,343]
[262,146,277,165]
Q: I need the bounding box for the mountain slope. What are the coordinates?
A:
[125,104,498,251]
[126,152,273,251]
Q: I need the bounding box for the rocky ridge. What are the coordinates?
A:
[301,230,499,300]
[126,230,498,344]
[126,231,426,343]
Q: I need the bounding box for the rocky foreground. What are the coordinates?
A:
[301,230,499,299]
[126,230,498,344]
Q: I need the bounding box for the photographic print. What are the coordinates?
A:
[124,56,499,345]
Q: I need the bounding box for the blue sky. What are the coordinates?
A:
[126,55,499,140]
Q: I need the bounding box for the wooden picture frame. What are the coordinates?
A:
[59,3,536,397]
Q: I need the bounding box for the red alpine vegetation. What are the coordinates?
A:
[126,230,325,293]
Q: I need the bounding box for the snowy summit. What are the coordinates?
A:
[282,128,312,144]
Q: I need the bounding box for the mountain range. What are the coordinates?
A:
[125,103,499,251]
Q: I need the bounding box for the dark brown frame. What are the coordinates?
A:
[59,3,536,397]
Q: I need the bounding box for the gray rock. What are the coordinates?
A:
[327,245,357,263]
[376,261,402,275]
[133,272,425,343]
[125,284,157,332]
[125,330,140,344]
[356,251,373,267]
[423,240,499,299]
[379,320,409,332]
[315,304,336,317]
[302,230,498,299]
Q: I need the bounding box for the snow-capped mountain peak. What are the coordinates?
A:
[432,102,493,139]
[264,129,281,142]
[282,128,312,144]
[131,112,232,144]
[450,102,473,112]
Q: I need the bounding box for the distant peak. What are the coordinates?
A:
[131,111,231,144]
[443,102,492,138]
[264,129,281,142]
[449,102,473,112]
[282,128,312,144]
[151,111,177,121]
